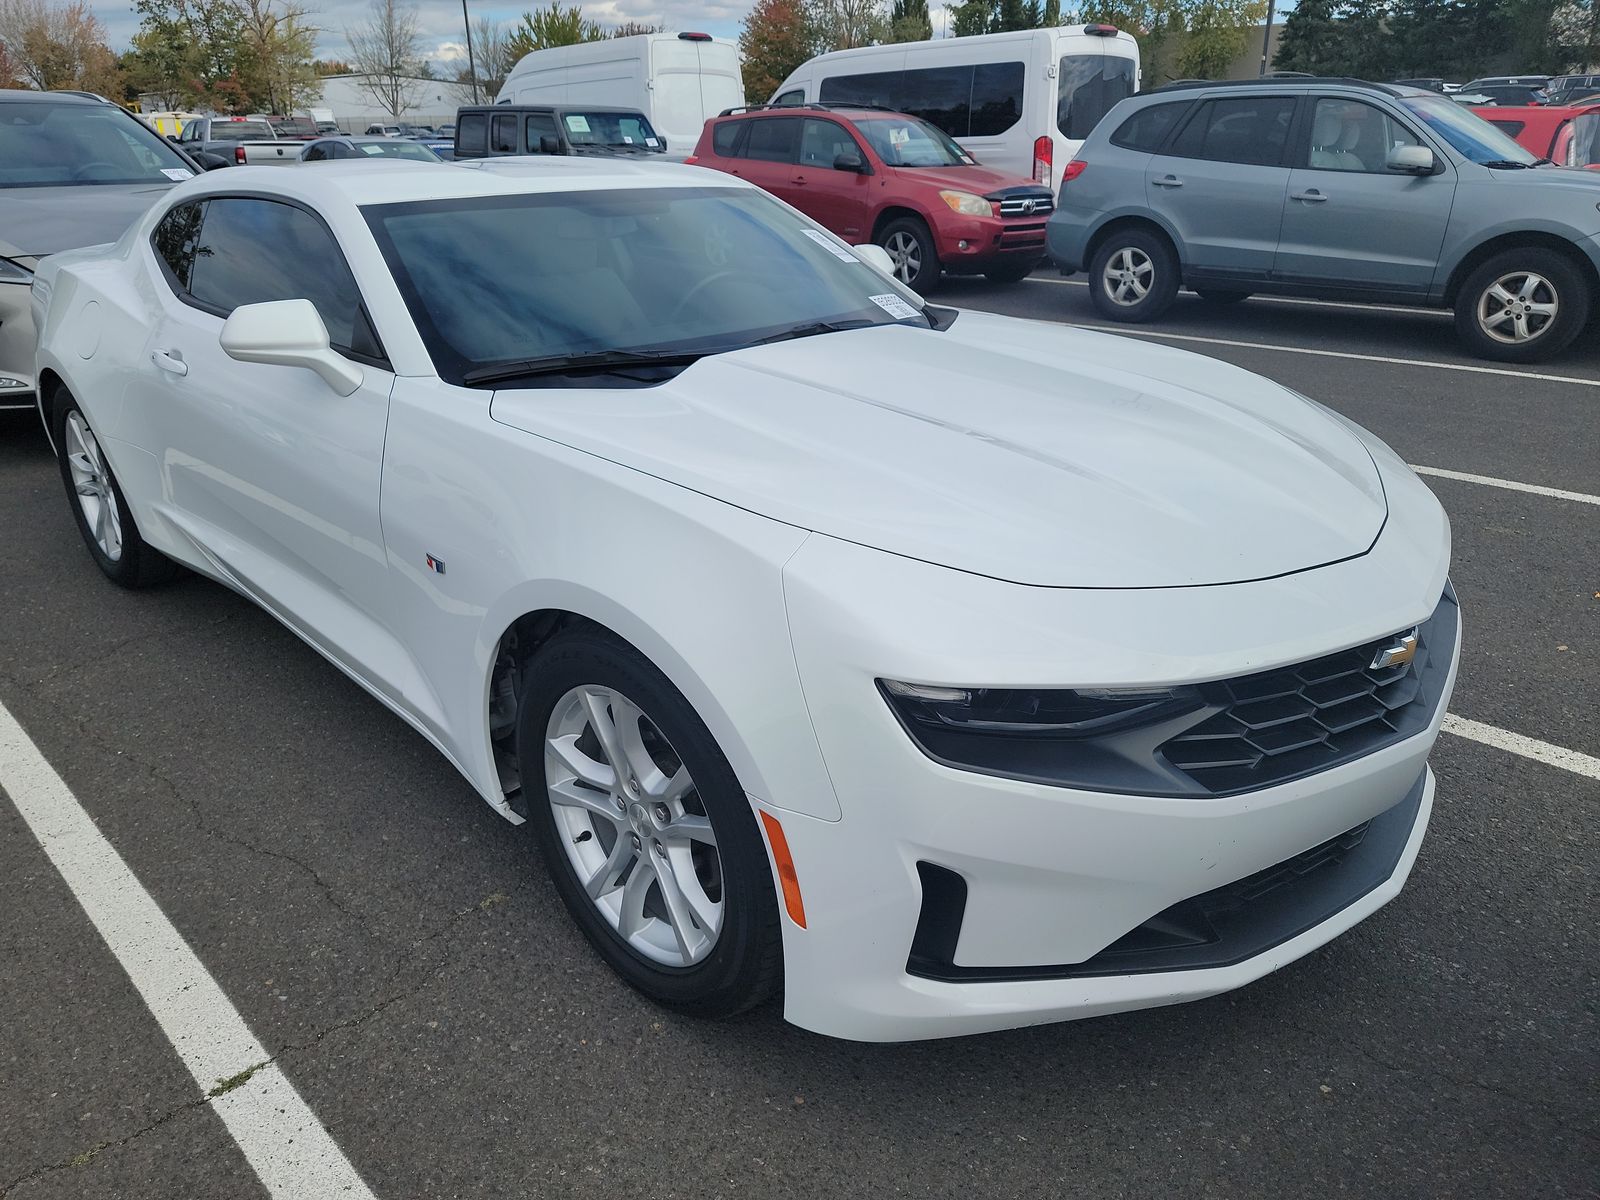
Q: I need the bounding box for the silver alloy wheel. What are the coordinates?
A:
[885,230,922,284]
[1477,271,1559,344]
[545,685,723,967]
[64,411,122,562]
[1102,246,1154,306]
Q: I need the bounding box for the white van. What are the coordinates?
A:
[770,25,1140,188]
[498,32,744,158]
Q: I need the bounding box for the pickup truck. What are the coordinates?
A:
[170,116,300,166]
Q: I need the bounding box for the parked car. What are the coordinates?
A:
[300,135,445,163]
[1466,84,1548,106]
[436,122,455,138]
[174,115,299,165]
[1470,103,1600,159]
[453,104,667,160]
[1545,73,1600,103]
[31,158,1456,1042]
[1557,108,1600,168]
[1047,79,1600,362]
[0,89,204,411]
[499,32,742,161]
[364,123,404,137]
[1463,75,1551,90]
[769,25,1142,189]
[1392,78,1446,92]
[689,103,1053,289]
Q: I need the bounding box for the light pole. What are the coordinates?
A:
[462,0,481,103]
[1259,0,1276,76]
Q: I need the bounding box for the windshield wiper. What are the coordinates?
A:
[1480,159,1534,169]
[463,348,706,386]
[752,317,883,345]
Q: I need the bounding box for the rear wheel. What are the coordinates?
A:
[1454,247,1589,362]
[877,215,940,293]
[1088,228,1180,323]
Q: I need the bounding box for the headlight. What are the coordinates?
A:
[0,257,33,285]
[881,680,1195,735]
[938,190,995,217]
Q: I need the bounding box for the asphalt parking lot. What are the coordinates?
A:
[1,277,1595,1199]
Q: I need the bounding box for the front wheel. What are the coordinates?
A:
[1088,228,1180,323]
[1454,248,1589,362]
[517,628,782,1018]
[877,215,940,293]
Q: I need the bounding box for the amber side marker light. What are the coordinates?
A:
[758,810,807,929]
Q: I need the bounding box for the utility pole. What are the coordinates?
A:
[1259,0,1276,76]
[462,0,481,102]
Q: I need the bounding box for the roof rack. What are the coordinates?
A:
[717,101,901,117]
[1152,76,1402,97]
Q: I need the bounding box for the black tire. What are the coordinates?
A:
[1195,288,1250,304]
[516,627,782,1018]
[53,394,179,589]
[984,260,1037,285]
[1453,247,1590,363]
[877,215,941,293]
[1088,227,1180,323]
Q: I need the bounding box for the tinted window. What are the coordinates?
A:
[457,113,487,154]
[187,199,373,356]
[303,144,327,161]
[492,113,518,153]
[207,121,273,140]
[743,117,801,162]
[970,62,1024,136]
[1110,101,1189,151]
[152,202,204,291]
[799,118,858,167]
[1057,54,1137,140]
[711,120,744,155]
[525,113,558,152]
[774,89,805,106]
[1168,97,1295,165]
[897,66,972,136]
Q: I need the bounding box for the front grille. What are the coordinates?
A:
[998,195,1054,217]
[1159,590,1455,794]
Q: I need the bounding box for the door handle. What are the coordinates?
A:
[152,349,188,376]
[791,176,807,185]
[1153,175,1183,188]
[1291,190,1328,202]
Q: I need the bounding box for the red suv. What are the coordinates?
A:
[688,104,1053,291]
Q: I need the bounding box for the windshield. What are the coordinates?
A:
[0,100,196,188]
[1401,96,1537,164]
[208,120,274,140]
[356,141,441,160]
[561,111,664,151]
[853,116,973,167]
[364,187,928,385]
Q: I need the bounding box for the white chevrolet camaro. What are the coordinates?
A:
[32,160,1458,1042]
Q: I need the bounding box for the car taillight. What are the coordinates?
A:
[1033,136,1052,188]
[234,145,246,164]
[1061,158,1087,183]
[1085,23,1120,35]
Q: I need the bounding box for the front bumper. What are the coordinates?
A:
[931,214,1049,272]
[0,282,35,407]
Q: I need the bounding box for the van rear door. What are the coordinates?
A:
[651,37,744,157]
[1053,31,1139,167]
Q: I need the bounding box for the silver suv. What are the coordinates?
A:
[1046,79,1600,362]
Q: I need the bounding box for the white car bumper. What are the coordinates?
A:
[0,280,35,406]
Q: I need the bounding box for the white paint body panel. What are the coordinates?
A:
[34,160,1456,1041]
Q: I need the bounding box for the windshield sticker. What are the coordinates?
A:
[803,228,859,261]
[869,293,921,320]
[361,144,385,154]
[161,168,195,180]
[565,114,591,133]
[645,136,660,147]
[622,134,633,143]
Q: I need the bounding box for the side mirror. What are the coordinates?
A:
[539,134,561,154]
[219,299,363,396]
[834,150,867,173]
[856,244,896,275]
[1388,145,1436,174]
[166,134,181,144]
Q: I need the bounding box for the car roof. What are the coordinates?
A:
[1151,76,1408,97]
[0,88,100,105]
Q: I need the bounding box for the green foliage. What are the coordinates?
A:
[1177,0,1266,77]
[948,0,994,35]
[739,0,815,98]
[887,0,932,40]
[505,2,607,60]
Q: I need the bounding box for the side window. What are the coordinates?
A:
[186,199,377,358]
[1110,101,1190,152]
[491,113,518,153]
[1058,54,1137,140]
[743,117,802,163]
[1169,97,1296,166]
[1306,98,1422,172]
[304,144,325,161]
[457,113,487,155]
[152,201,205,292]
[774,89,805,106]
[524,113,558,152]
[711,119,744,156]
[897,65,973,137]
[799,118,857,167]
[819,71,902,110]
[970,61,1025,136]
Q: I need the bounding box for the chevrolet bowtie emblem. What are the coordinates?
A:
[1371,630,1419,671]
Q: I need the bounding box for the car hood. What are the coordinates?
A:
[0,183,177,258]
[489,312,1387,588]
[887,162,1043,196]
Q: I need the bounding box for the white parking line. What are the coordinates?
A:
[1061,322,1600,387]
[1408,465,1600,506]
[1443,715,1600,782]
[1025,275,1450,317]
[0,700,377,1199]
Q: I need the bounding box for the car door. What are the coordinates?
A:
[1143,95,1298,278]
[1275,96,1456,295]
[733,116,804,204]
[134,196,404,689]
[790,118,875,239]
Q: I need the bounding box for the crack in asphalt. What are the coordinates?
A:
[0,1093,213,1197]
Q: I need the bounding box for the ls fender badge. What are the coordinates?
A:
[425,554,446,575]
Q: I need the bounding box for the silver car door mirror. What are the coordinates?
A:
[1387,145,1436,174]
[219,299,363,396]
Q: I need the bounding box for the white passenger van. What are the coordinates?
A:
[770,25,1140,188]
[498,32,744,158]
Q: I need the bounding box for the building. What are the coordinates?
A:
[315,74,462,129]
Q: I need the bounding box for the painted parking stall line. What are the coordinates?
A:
[1408,465,1600,506]
[0,699,377,1200]
[1442,715,1600,782]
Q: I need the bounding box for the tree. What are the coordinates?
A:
[810,0,888,49]
[949,0,994,35]
[346,0,425,118]
[887,0,931,40]
[1176,0,1266,77]
[611,21,666,36]
[1042,0,1061,22]
[505,3,606,59]
[237,0,319,114]
[739,0,813,98]
[1270,0,1340,74]
[0,0,122,93]
[313,57,352,74]
[127,0,252,110]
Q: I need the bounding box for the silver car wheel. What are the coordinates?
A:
[64,410,122,562]
[1477,271,1559,344]
[885,230,922,284]
[1102,246,1154,306]
[545,685,723,967]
